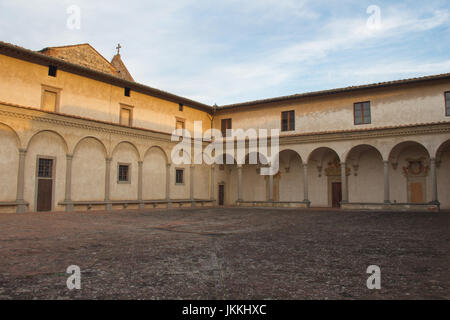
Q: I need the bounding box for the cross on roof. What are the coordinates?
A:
[116,43,122,54]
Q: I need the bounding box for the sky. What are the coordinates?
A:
[1,0,449,105]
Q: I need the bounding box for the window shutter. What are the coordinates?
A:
[42,90,57,112]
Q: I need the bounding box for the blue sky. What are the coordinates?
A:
[1,0,449,105]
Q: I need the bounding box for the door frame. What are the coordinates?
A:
[327,176,343,207]
[218,183,225,206]
[34,155,56,212]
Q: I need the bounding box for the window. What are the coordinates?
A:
[118,164,130,183]
[354,101,371,125]
[221,118,232,137]
[445,92,450,116]
[175,169,184,184]
[281,110,295,131]
[179,103,184,111]
[41,85,61,112]
[120,105,133,126]
[124,87,131,97]
[38,158,53,178]
[176,117,185,131]
[48,65,57,77]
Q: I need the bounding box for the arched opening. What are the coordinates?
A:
[345,144,384,203]
[242,152,268,201]
[143,146,168,200]
[436,139,450,209]
[110,141,140,201]
[72,137,107,202]
[307,147,341,207]
[0,123,20,202]
[277,149,303,202]
[388,141,431,204]
[25,130,68,212]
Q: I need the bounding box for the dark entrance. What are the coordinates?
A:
[36,158,54,212]
[218,184,225,206]
[331,182,342,208]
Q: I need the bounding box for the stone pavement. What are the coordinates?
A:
[0,207,448,299]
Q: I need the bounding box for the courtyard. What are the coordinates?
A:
[0,207,448,300]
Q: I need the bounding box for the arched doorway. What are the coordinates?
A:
[307,147,342,207]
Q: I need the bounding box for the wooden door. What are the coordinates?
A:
[332,182,342,208]
[37,158,53,212]
[410,183,423,203]
[218,184,225,206]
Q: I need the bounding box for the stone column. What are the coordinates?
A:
[166,163,171,202]
[64,154,74,212]
[210,165,216,204]
[303,163,310,204]
[237,165,243,202]
[269,174,274,202]
[341,162,348,203]
[430,158,439,204]
[190,165,195,205]
[16,148,27,213]
[138,161,144,209]
[105,157,112,210]
[383,160,390,203]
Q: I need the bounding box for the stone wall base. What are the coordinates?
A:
[236,201,310,208]
[341,202,440,212]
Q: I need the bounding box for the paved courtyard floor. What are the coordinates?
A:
[0,207,448,299]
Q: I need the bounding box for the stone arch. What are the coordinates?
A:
[344,144,383,164]
[388,141,431,204]
[72,137,107,201]
[143,145,169,200]
[73,136,107,157]
[435,139,450,209]
[111,141,141,161]
[0,122,21,201]
[24,130,68,211]
[388,141,430,165]
[0,122,21,148]
[435,139,450,163]
[307,146,341,165]
[27,130,68,154]
[144,145,169,164]
[277,149,304,202]
[307,147,342,208]
[345,144,384,203]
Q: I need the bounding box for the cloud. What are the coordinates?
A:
[1,1,449,105]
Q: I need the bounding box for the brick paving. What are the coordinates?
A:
[0,207,448,300]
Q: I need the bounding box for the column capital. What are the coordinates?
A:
[66,154,73,160]
[105,157,112,163]
[18,148,27,155]
[383,160,389,165]
[430,157,436,163]
[138,160,143,166]
[167,163,172,168]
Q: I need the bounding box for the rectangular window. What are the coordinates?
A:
[41,85,61,112]
[445,92,450,116]
[179,103,184,111]
[221,118,232,137]
[175,169,184,184]
[120,105,133,127]
[38,158,53,178]
[281,110,295,131]
[118,164,130,183]
[48,65,57,77]
[354,101,371,125]
[176,117,185,130]
[124,87,131,97]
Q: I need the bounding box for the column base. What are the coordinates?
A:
[16,201,28,213]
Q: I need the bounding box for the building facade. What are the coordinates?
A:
[0,41,449,213]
